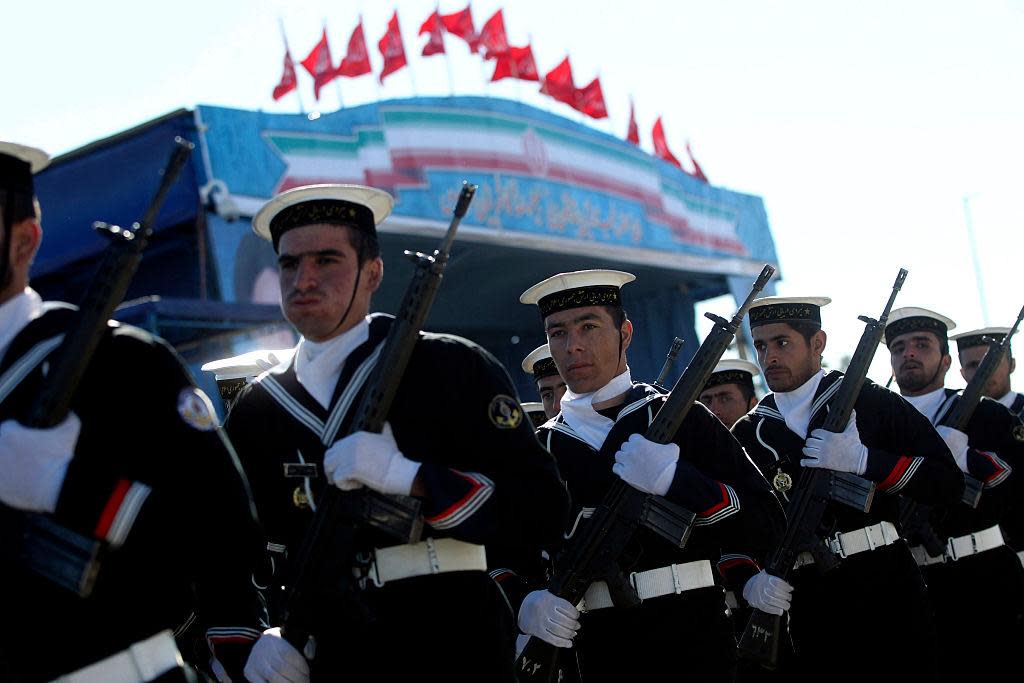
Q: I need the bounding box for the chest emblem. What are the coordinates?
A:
[773,469,794,493]
[489,394,523,429]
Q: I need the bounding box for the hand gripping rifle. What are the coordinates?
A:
[653,336,684,391]
[0,138,195,597]
[280,183,477,651]
[899,302,1024,554]
[516,265,775,683]
[737,268,907,669]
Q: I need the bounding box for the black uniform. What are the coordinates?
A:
[731,371,963,682]
[1008,392,1024,419]
[530,382,785,681]
[225,314,569,682]
[0,304,266,682]
[902,391,1024,680]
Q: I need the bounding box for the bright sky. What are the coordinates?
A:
[4,0,1022,391]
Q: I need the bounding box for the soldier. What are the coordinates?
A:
[223,184,569,682]
[951,327,1022,418]
[521,343,566,419]
[515,269,785,680]
[886,308,1024,679]
[699,358,760,428]
[0,143,266,682]
[730,296,964,681]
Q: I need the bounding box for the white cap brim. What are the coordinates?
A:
[0,142,50,173]
[252,184,394,243]
[520,269,636,306]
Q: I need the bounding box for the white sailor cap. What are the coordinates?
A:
[884,307,956,345]
[949,326,1013,351]
[748,296,831,329]
[519,269,636,318]
[200,348,295,380]
[0,142,50,196]
[252,184,394,251]
[521,344,559,379]
[704,358,761,390]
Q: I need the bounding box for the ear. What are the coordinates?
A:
[811,329,827,355]
[940,353,952,375]
[960,366,969,382]
[748,395,759,411]
[363,257,384,293]
[10,218,42,269]
[620,318,633,352]
[1010,358,1016,375]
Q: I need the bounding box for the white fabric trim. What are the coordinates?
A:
[694,483,741,526]
[559,368,633,449]
[294,317,371,410]
[0,334,64,406]
[0,288,43,361]
[774,370,824,438]
[106,483,152,549]
[425,472,494,530]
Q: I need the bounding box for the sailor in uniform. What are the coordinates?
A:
[729,297,963,682]
[951,326,1023,418]
[514,269,785,681]
[223,184,569,682]
[521,343,566,420]
[699,358,761,428]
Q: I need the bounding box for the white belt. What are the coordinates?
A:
[52,630,182,683]
[793,522,900,569]
[365,538,487,587]
[910,525,1006,565]
[1018,550,1024,570]
[577,560,715,612]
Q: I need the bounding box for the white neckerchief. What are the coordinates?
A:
[559,367,633,450]
[774,370,825,438]
[903,386,947,423]
[997,390,1019,411]
[0,288,43,361]
[293,316,371,410]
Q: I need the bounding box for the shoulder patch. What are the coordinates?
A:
[489,394,523,429]
[177,387,218,431]
[1014,423,1024,442]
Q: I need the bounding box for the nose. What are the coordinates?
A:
[292,257,317,291]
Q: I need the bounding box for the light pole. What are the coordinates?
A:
[962,194,990,326]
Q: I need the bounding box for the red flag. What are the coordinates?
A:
[540,57,576,106]
[479,9,509,59]
[574,77,608,119]
[490,44,539,82]
[337,21,372,77]
[300,29,337,100]
[419,10,446,57]
[652,117,682,168]
[626,100,640,145]
[272,48,297,100]
[441,5,479,53]
[378,11,408,83]
[686,142,709,183]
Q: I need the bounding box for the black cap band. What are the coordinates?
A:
[532,356,559,380]
[749,303,822,329]
[269,199,375,249]
[537,285,622,318]
[0,153,33,196]
[704,369,755,391]
[954,333,1006,351]
[884,316,949,345]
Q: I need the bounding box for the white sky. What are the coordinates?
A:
[3,0,1022,390]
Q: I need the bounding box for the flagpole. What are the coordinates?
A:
[963,194,991,325]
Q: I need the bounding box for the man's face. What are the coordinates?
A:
[545,305,631,394]
[699,383,755,427]
[277,223,381,342]
[537,374,567,418]
[959,345,1014,399]
[889,330,950,395]
[752,322,823,392]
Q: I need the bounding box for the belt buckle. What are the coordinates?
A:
[828,532,848,559]
[670,563,684,595]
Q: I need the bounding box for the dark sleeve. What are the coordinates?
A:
[404,340,570,551]
[666,403,786,593]
[964,401,1024,525]
[56,334,266,679]
[859,385,963,505]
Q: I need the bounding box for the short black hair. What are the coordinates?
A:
[603,305,628,328]
[345,224,380,265]
[787,320,821,346]
[735,378,756,404]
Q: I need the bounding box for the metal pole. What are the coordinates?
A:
[963,195,990,325]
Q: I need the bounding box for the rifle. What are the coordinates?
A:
[737,268,907,669]
[516,264,775,682]
[899,303,1024,553]
[0,138,194,597]
[653,336,684,390]
[280,182,477,650]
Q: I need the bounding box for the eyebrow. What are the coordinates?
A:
[545,312,603,331]
[278,248,346,265]
[754,333,791,345]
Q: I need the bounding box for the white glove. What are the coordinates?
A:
[612,433,679,496]
[801,412,868,475]
[0,415,80,513]
[210,657,232,682]
[518,590,581,649]
[323,422,421,495]
[742,570,794,616]
[936,426,970,473]
[243,627,310,683]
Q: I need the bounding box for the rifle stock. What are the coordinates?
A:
[516,265,775,682]
[281,182,477,650]
[738,268,907,669]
